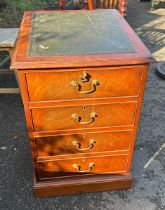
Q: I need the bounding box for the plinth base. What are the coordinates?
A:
[33,174,133,197]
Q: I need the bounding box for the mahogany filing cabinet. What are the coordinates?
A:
[11,10,155,197]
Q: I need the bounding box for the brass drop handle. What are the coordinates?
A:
[72,139,96,151]
[71,112,97,124]
[72,162,95,173]
[71,79,99,94]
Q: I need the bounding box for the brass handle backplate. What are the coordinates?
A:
[80,72,89,83]
[72,139,96,151]
[71,79,99,94]
[71,112,97,124]
[72,162,95,173]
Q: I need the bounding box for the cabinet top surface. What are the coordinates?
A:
[28,11,136,57]
[11,9,154,69]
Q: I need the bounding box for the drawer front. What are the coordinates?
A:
[32,102,137,132]
[26,66,142,102]
[36,131,132,157]
[38,154,128,179]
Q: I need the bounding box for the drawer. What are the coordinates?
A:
[32,102,137,132]
[26,66,143,102]
[36,130,132,157]
[38,154,128,179]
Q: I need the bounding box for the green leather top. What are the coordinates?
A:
[28,10,136,57]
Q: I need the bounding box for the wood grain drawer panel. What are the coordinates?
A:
[38,154,128,179]
[32,102,137,132]
[26,66,143,102]
[36,130,132,157]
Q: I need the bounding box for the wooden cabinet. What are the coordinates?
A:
[11,10,155,197]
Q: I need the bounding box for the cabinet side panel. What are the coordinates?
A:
[127,64,149,171]
[18,71,39,180]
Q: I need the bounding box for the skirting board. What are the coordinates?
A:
[33,173,133,197]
